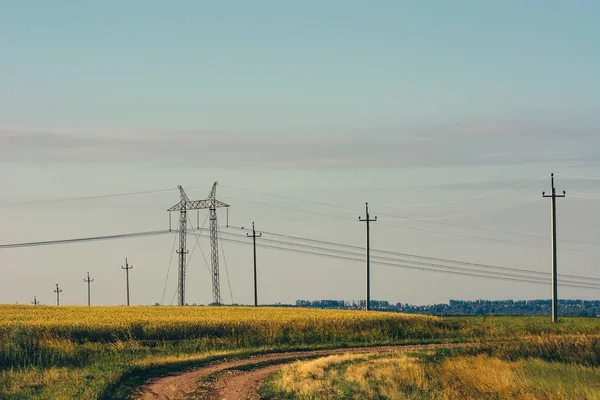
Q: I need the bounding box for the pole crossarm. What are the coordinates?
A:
[167,185,229,212]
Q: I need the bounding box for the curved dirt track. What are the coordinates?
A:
[132,343,465,400]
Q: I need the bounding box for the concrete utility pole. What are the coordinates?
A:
[543,173,566,323]
[122,258,133,306]
[359,202,377,311]
[247,222,262,307]
[54,284,62,306]
[31,296,39,306]
[84,272,94,306]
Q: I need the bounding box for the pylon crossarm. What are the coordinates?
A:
[167,199,229,212]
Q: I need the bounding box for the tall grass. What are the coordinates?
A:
[263,334,600,400]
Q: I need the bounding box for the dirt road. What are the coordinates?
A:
[132,343,463,400]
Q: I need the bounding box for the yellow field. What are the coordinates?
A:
[1,305,599,399]
[0,305,445,399]
[0,305,439,343]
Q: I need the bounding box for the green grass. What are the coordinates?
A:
[262,334,600,400]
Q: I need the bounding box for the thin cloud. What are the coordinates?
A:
[0,120,597,169]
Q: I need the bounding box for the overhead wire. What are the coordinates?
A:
[380,175,546,207]
[0,184,213,208]
[220,176,544,209]
[224,226,600,283]
[187,215,212,276]
[187,232,600,290]
[218,185,600,249]
[571,192,600,198]
[219,195,600,254]
[0,229,172,249]
[191,227,600,288]
[555,173,600,181]
[0,188,178,208]
[217,223,235,304]
[177,215,211,305]
[385,197,540,221]
[0,221,598,297]
[160,230,178,305]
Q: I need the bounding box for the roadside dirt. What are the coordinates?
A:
[132,343,464,400]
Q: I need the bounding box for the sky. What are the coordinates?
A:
[1,1,599,307]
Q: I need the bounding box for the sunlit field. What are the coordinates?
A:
[0,305,599,399]
[263,335,600,399]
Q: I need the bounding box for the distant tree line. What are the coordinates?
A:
[289,299,600,316]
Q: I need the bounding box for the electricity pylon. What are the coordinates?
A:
[168,182,229,305]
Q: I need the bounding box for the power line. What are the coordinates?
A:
[220,176,543,210]
[380,176,545,207]
[0,188,178,208]
[0,229,172,249]
[384,197,539,222]
[186,217,212,278]
[188,230,600,289]
[218,223,235,305]
[187,233,600,290]
[224,226,600,283]
[571,192,600,198]
[160,230,179,306]
[219,194,600,253]
[555,173,600,181]
[220,185,600,249]
[218,233,600,287]
[2,224,598,285]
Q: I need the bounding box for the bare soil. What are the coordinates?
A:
[132,343,464,400]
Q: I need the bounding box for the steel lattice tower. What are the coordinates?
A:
[168,183,229,305]
[208,184,222,304]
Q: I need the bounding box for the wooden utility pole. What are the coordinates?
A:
[359,203,377,311]
[84,272,94,306]
[31,296,39,306]
[54,284,62,306]
[122,258,133,306]
[543,173,566,323]
[247,222,262,307]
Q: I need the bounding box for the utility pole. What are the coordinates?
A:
[84,272,94,306]
[122,258,133,306]
[31,296,39,306]
[543,173,566,323]
[247,222,262,307]
[359,202,377,311]
[54,284,62,306]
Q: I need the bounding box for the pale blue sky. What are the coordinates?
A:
[2,1,599,130]
[1,1,599,306]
